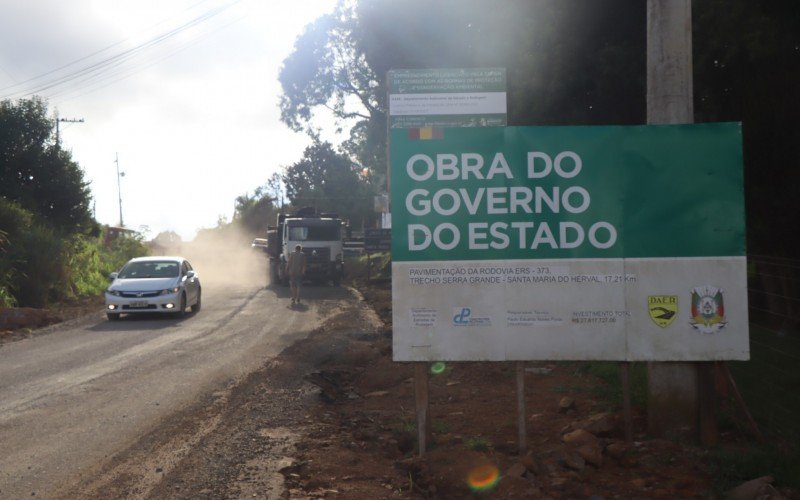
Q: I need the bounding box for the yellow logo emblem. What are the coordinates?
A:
[648,295,678,328]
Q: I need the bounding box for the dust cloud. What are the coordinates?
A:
[161,227,267,289]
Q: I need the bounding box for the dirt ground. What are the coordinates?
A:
[4,279,796,498]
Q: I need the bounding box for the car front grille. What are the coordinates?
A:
[119,291,160,298]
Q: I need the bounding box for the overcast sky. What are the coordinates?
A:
[0,0,337,241]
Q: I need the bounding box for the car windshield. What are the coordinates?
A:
[118,261,179,279]
[287,224,340,241]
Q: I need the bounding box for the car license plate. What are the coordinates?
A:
[130,301,148,308]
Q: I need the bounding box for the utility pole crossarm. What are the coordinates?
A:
[55,117,85,145]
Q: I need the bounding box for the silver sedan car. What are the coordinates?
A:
[105,256,201,320]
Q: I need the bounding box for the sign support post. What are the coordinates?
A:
[516,362,527,455]
[414,363,431,455]
[621,362,633,443]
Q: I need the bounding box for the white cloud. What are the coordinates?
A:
[2,0,338,241]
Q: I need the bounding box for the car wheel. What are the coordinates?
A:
[191,289,202,313]
[107,312,121,321]
[175,293,187,318]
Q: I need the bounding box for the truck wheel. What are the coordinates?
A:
[269,261,279,287]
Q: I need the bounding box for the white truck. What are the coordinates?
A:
[266,208,345,286]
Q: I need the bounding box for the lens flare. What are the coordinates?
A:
[467,464,500,492]
[430,361,446,375]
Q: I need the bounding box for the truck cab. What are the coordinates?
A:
[266,208,345,286]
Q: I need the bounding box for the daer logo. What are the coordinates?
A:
[453,307,472,325]
[648,295,678,328]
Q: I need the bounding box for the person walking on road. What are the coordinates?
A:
[286,244,306,306]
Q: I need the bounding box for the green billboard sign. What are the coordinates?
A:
[390,123,749,362]
[391,123,745,261]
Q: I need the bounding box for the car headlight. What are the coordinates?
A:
[107,289,121,296]
[159,286,180,295]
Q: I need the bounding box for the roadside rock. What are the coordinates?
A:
[574,412,618,437]
[562,428,599,446]
[605,441,629,460]
[725,475,777,500]
[0,307,63,330]
[558,396,576,413]
[521,452,543,475]
[577,443,603,468]
[505,462,527,478]
[559,451,586,471]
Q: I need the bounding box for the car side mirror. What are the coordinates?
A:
[186,270,196,279]
[109,272,119,280]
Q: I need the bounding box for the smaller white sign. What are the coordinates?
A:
[389,92,507,116]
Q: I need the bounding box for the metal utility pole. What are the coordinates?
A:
[646,0,707,441]
[115,153,125,227]
[55,117,84,145]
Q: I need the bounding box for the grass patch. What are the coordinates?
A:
[463,436,491,452]
[396,418,416,434]
[580,362,648,410]
[345,251,391,283]
[432,420,449,434]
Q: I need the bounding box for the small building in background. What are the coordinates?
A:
[103,225,138,246]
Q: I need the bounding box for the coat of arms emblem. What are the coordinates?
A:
[648,295,678,328]
[690,286,727,334]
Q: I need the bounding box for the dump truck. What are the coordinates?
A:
[265,207,345,286]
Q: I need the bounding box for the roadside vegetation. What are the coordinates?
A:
[0,196,148,308]
[0,98,148,309]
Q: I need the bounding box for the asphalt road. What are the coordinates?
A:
[0,280,351,499]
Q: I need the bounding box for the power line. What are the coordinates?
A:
[48,11,249,105]
[1,0,245,101]
[0,0,213,95]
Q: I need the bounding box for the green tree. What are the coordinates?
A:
[0,197,66,307]
[282,141,374,228]
[0,97,95,235]
[233,187,278,235]
[279,1,646,181]
[0,228,17,307]
[279,5,386,178]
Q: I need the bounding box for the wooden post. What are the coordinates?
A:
[516,362,527,455]
[621,362,633,444]
[414,363,431,455]
[698,361,719,446]
[721,362,764,441]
